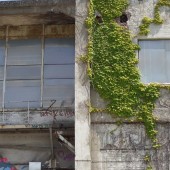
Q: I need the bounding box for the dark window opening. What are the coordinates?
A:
[120,13,128,23]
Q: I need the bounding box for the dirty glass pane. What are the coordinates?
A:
[0,67,4,80]
[0,43,5,66]
[44,46,74,64]
[7,39,41,65]
[43,38,75,107]
[44,65,74,79]
[139,40,170,83]
[5,80,41,108]
[0,81,3,108]
[44,38,74,64]
[6,65,41,80]
[43,79,74,106]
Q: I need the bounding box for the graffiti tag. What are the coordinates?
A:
[41,110,74,119]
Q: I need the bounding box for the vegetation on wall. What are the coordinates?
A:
[85,0,162,147]
[139,0,170,35]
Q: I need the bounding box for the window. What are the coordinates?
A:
[139,40,170,83]
[0,38,75,108]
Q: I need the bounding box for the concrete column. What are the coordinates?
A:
[75,0,91,170]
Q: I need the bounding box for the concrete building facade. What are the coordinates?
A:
[0,0,170,170]
[0,0,75,170]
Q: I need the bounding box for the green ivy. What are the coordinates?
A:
[85,0,161,145]
[139,0,170,35]
[144,154,152,170]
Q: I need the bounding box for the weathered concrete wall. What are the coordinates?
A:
[0,0,75,26]
[91,123,170,170]
[0,109,74,127]
[0,0,75,17]
[128,0,170,38]
[90,0,170,169]
[75,0,91,170]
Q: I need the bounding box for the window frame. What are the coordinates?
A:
[0,26,75,109]
[138,38,170,85]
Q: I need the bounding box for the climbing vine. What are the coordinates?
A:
[139,0,170,35]
[85,0,163,146]
[144,154,153,170]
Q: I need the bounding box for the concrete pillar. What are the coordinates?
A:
[75,0,91,170]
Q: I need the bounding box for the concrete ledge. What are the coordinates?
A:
[0,0,75,8]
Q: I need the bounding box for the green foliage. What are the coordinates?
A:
[146,166,152,170]
[139,17,153,35]
[91,20,160,142]
[86,0,160,145]
[144,154,152,170]
[139,0,170,35]
[93,0,128,20]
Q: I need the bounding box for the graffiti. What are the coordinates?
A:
[41,110,74,119]
[0,157,28,170]
[0,164,27,170]
[0,157,16,170]
[0,158,8,163]
[58,151,74,161]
